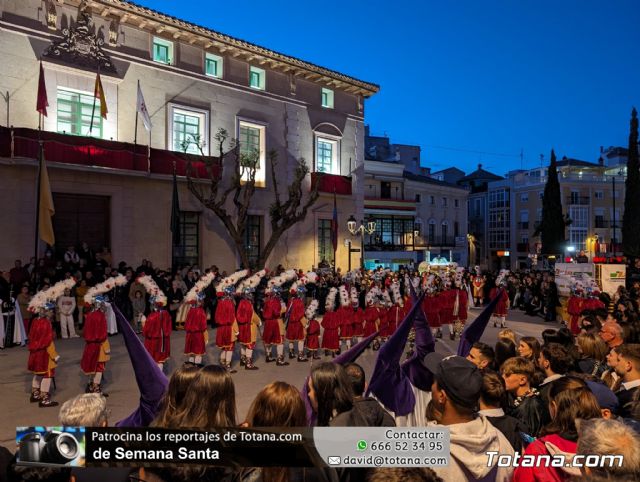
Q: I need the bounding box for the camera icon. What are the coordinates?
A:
[19,431,80,466]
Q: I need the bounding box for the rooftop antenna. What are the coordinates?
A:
[539,153,544,167]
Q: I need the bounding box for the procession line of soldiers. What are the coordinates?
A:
[25,267,512,406]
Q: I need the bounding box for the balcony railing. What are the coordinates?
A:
[517,222,529,229]
[310,172,352,195]
[566,196,590,205]
[1,125,215,178]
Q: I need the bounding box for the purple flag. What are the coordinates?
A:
[457,289,503,358]
[113,304,168,427]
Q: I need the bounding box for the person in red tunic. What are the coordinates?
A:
[143,295,172,371]
[490,272,510,328]
[337,285,353,353]
[305,299,321,359]
[236,287,262,370]
[351,286,365,344]
[362,289,380,340]
[567,292,584,335]
[183,293,208,366]
[215,286,239,373]
[423,279,442,338]
[388,281,404,338]
[286,284,308,361]
[27,302,59,407]
[262,285,289,366]
[80,295,111,395]
[439,284,456,339]
[321,287,340,357]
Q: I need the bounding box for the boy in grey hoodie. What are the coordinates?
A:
[424,353,516,482]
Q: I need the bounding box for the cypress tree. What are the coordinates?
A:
[539,149,566,256]
[623,107,640,258]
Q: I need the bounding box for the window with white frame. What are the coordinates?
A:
[238,120,266,187]
[57,88,103,138]
[153,37,173,64]
[169,104,208,155]
[315,136,340,174]
[205,53,223,78]
[249,66,265,90]
[321,88,334,108]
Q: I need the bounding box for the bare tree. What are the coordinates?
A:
[183,128,321,269]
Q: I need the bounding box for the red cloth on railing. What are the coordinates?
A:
[2,126,219,178]
[311,172,352,195]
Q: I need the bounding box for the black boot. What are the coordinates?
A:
[436,329,443,339]
[297,354,308,362]
[39,392,59,408]
[449,331,455,340]
[240,355,247,367]
[266,353,275,363]
[244,359,259,370]
[30,389,41,403]
[276,356,290,366]
[225,364,237,374]
[289,350,296,360]
[312,351,321,360]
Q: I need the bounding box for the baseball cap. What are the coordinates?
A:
[423,352,483,408]
[585,380,619,414]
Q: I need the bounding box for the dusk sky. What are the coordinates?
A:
[139,0,639,175]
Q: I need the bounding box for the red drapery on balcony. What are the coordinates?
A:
[0,126,217,178]
[311,172,352,195]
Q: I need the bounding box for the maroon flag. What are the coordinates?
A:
[36,62,48,117]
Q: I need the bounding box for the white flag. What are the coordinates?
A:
[137,81,153,131]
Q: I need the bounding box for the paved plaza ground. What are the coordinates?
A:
[0,308,560,450]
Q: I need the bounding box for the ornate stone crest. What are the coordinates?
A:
[43,0,117,74]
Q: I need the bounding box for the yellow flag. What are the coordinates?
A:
[94,72,108,119]
[38,156,55,246]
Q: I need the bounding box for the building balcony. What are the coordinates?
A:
[566,196,590,205]
[0,125,215,178]
[517,222,529,229]
[310,172,352,195]
[422,236,456,247]
[364,196,417,214]
[516,243,530,253]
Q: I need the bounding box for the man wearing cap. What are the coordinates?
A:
[424,352,515,482]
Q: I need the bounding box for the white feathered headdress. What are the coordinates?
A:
[216,269,249,293]
[305,299,319,320]
[137,275,167,306]
[236,269,267,295]
[381,288,392,307]
[266,269,298,294]
[339,285,350,307]
[350,286,359,306]
[391,281,403,307]
[83,274,127,304]
[496,269,510,287]
[325,287,338,312]
[185,271,217,303]
[28,278,77,313]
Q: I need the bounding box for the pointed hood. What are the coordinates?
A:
[457,289,502,357]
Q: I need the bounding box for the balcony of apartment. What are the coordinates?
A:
[310,172,352,195]
[0,125,215,178]
[517,222,530,230]
[364,196,417,214]
[566,196,590,205]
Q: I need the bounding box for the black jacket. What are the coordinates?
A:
[329,398,396,427]
[616,385,639,418]
[507,393,549,438]
[485,413,528,453]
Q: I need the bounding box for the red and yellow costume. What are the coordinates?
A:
[490,288,509,317]
[285,297,307,341]
[306,317,321,350]
[143,309,172,363]
[237,298,262,348]
[262,295,285,345]
[363,305,380,337]
[28,317,58,378]
[337,305,353,340]
[184,305,208,356]
[321,310,340,351]
[80,309,110,375]
[214,295,238,350]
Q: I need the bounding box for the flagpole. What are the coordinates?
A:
[134,80,140,146]
[89,67,99,136]
[34,113,43,261]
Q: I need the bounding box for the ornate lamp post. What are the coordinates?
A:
[347,215,376,270]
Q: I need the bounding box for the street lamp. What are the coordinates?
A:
[347,214,376,269]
